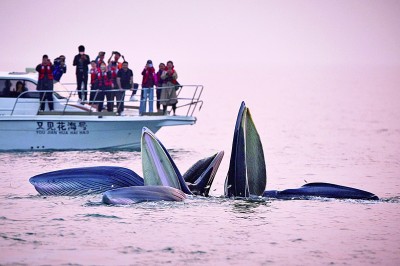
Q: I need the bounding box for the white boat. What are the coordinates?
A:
[0,71,203,151]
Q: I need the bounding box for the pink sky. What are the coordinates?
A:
[0,0,399,85]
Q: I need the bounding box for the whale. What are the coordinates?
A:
[225,101,379,200]
[29,127,224,203]
[29,166,144,196]
[183,151,224,196]
[101,127,224,203]
[29,101,379,202]
[224,101,266,198]
[141,127,192,194]
[263,182,379,200]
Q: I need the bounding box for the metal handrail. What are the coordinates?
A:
[6,84,204,117]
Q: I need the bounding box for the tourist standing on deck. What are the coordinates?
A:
[140,60,157,115]
[107,51,124,71]
[95,62,113,112]
[89,61,98,105]
[160,60,178,115]
[95,51,106,68]
[73,45,90,103]
[53,55,66,82]
[36,55,54,111]
[116,61,133,115]
[156,63,165,113]
[107,51,124,112]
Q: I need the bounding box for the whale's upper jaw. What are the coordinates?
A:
[184,151,224,197]
[224,102,267,198]
[141,127,193,195]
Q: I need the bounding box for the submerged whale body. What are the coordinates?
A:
[263,182,379,200]
[103,186,186,204]
[29,166,144,196]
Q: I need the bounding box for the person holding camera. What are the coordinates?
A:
[107,51,124,111]
[53,55,66,82]
[140,60,157,115]
[36,54,54,111]
[107,51,124,71]
[95,51,106,68]
[160,60,179,115]
[72,45,90,103]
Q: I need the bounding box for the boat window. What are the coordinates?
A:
[0,79,40,98]
[20,80,40,98]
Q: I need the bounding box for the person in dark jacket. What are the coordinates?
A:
[53,55,66,82]
[73,45,90,103]
[156,63,165,112]
[116,61,133,115]
[36,54,54,111]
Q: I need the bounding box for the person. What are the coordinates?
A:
[9,81,27,97]
[95,51,106,68]
[36,54,54,111]
[107,51,124,70]
[160,60,178,115]
[156,63,165,112]
[140,60,157,115]
[94,62,113,112]
[89,60,98,105]
[72,45,90,103]
[116,61,133,115]
[107,51,124,112]
[1,80,11,97]
[53,55,67,82]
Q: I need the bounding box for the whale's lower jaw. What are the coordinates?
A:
[102,186,187,205]
[263,182,379,200]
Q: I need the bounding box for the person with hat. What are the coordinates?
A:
[73,45,90,103]
[139,59,157,115]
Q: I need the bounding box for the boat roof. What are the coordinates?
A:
[0,71,38,82]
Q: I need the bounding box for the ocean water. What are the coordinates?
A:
[1,67,399,265]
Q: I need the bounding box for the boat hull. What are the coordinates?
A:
[0,115,195,151]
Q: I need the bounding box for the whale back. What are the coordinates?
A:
[263,182,379,200]
[29,166,144,196]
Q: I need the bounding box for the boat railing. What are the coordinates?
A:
[8,84,203,117]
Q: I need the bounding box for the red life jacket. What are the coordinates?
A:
[97,71,112,87]
[90,68,98,85]
[109,65,118,80]
[163,66,178,85]
[39,64,54,80]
